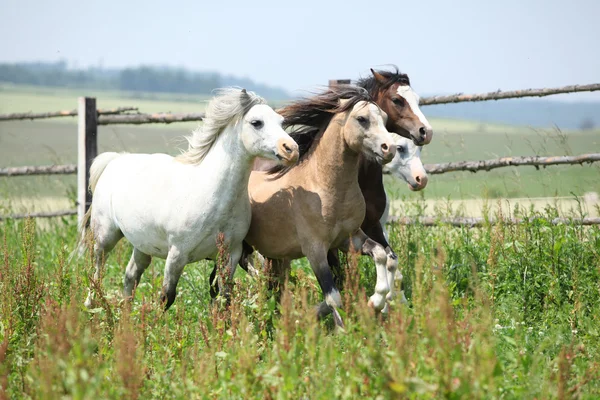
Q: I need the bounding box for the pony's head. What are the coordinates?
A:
[276,86,396,173]
[178,88,298,166]
[237,90,298,166]
[383,136,428,191]
[339,98,396,165]
[358,67,433,146]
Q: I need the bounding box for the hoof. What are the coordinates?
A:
[399,290,408,304]
[369,293,387,311]
[332,308,345,330]
[84,297,94,309]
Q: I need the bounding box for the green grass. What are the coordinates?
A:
[1,202,599,398]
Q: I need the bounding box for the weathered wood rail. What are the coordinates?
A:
[422,153,600,175]
[0,106,138,121]
[387,216,600,227]
[6,153,600,178]
[418,83,600,106]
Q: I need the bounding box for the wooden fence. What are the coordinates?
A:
[1,81,599,226]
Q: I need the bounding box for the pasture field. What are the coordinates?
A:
[1,85,600,204]
[1,101,600,206]
[1,202,599,398]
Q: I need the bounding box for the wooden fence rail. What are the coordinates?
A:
[0,164,77,177]
[0,209,77,221]
[418,83,600,106]
[0,106,138,121]
[1,83,599,123]
[388,216,600,227]
[98,112,204,125]
[421,153,600,175]
[3,209,600,226]
[6,152,599,178]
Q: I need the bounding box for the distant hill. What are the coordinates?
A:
[1,61,598,128]
[422,98,600,130]
[0,61,291,100]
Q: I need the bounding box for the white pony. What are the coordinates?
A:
[376,135,428,311]
[82,88,299,309]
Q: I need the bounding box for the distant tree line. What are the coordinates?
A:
[0,61,290,99]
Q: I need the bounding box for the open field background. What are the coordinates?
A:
[1,85,599,217]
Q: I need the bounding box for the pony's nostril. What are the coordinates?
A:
[416,175,421,183]
[381,143,389,152]
[419,127,426,138]
[283,143,293,154]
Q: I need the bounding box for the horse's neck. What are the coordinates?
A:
[358,155,384,192]
[199,126,253,193]
[307,117,360,191]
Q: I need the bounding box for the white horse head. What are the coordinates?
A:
[383,136,428,191]
[178,88,298,166]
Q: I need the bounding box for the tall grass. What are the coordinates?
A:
[0,202,599,398]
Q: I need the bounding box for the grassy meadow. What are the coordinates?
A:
[1,86,600,398]
[1,202,599,398]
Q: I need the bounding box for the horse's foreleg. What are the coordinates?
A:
[216,243,242,304]
[346,229,390,312]
[123,248,152,301]
[161,247,188,310]
[305,246,344,328]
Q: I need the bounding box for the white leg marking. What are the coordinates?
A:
[368,244,390,311]
[326,289,342,309]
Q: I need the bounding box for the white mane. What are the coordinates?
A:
[177,88,266,165]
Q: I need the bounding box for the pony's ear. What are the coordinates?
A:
[240,88,251,107]
[338,98,351,108]
[370,68,387,85]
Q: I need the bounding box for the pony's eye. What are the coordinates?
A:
[392,98,404,107]
[398,146,405,153]
[356,116,368,124]
[250,120,264,129]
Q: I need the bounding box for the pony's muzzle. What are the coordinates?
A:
[380,142,396,164]
[276,138,299,166]
[408,171,428,191]
[418,126,433,145]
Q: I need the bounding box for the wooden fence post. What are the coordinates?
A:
[329,79,351,88]
[77,97,98,227]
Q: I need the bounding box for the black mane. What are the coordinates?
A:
[356,66,410,96]
[268,85,373,176]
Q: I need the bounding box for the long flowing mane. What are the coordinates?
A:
[356,66,410,95]
[177,88,266,165]
[269,85,372,176]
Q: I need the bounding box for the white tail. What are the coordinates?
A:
[89,152,123,193]
[70,152,124,262]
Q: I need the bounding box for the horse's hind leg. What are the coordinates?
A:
[161,246,188,310]
[123,248,152,301]
[84,224,123,308]
[209,240,253,300]
[305,246,344,328]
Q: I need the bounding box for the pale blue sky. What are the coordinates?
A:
[1,0,599,100]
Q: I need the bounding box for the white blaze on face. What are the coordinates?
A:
[396,85,432,131]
